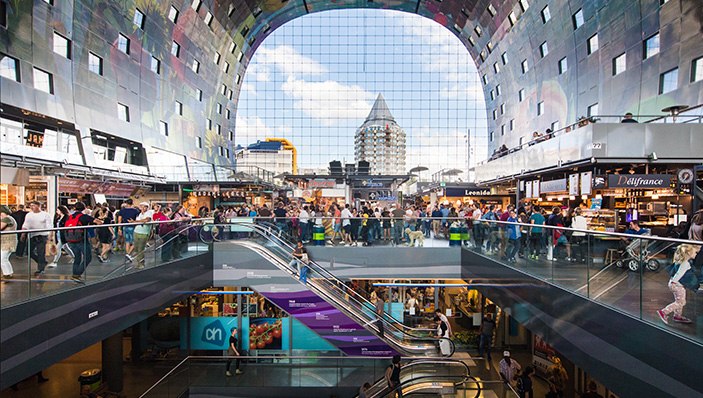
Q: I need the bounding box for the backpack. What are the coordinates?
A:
[664,261,700,292]
[65,214,84,243]
[516,375,526,394]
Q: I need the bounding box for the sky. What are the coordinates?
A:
[236,9,488,179]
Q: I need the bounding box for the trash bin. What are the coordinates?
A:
[312,225,325,246]
[78,368,101,391]
[449,226,461,246]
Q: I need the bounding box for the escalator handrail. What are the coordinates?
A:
[209,224,452,351]
[232,239,455,356]
[365,359,471,398]
[219,222,437,335]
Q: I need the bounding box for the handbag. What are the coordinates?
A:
[46,240,58,256]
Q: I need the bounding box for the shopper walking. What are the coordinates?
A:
[156,207,175,262]
[118,199,140,262]
[516,366,535,398]
[10,205,28,258]
[506,209,522,263]
[65,202,102,282]
[657,244,700,324]
[547,357,568,398]
[171,205,191,258]
[528,205,545,259]
[95,207,114,263]
[49,206,73,267]
[22,201,53,275]
[225,327,243,376]
[499,351,521,389]
[1,205,17,280]
[385,355,404,398]
[477,312,496,358]
[130,202,154,269]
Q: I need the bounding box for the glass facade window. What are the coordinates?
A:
[221,84,227,95]
[151,56,160,74]
[88,52,103,75]
[217,103,222,114]
[482,74,487,85]
[191,0,201,11]
[537,101,544,116]
[559,57,567,74]
[540,41,548,58]
[226,109,231,118]
[204,12,213,27]
[487,4,496,16]
[494,62,500,73]
[236,74,241,84]
[237,52,244,62]
[0,54,21,82]
[490,90,495,101]
[519,0,529,12]
[229,42,236,54]
[0,1,6,28]
[175,101,183,116]
[510,119,515,131]
[196,136,202,148]
[134,8,145,29]
[501,52,508,65]
[644,33,659,59]
[490,131,494,142]
[521,59,528,74]
[33,67,53,94]
[659,68,678,94]
[496,84,501,96]
[228,4,236,17]
[500,103,505,115]
[191,59,200,73]
[229,131,234,141]
[587,34,599,54]
[573,9,584,30]
[486,41,493,52]
[501,125,505,136]
[159,120,168,136]
[216,124,221,135]
[587,103,599,117]
[613,53,626,75]
[196,88,202,101]
[117,103,130,122]
[492,110,497,120]
[692,57,703,82]
[53,32,71,59]
[468,36,476,47]
[214,51,221,65]
[508,12,517,26]
[474,26,482,37]
[227,89,233,100]
[541,6,551,23]
[118,33,130,55]
[518,89,525,102]
[223,61,230,73]
[207,118,212,130]
[168,6,179,23]
[551,121,560,131]
[218,146,224,157]
[172,41,181,58]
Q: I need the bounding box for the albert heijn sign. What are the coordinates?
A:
[607,174,672,188]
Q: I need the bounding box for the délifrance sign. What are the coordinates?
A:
[607,174,671,188]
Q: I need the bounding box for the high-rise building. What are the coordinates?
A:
[354,94,406,175]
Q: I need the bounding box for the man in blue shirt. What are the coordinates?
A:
[440,205,451,237]
[528,205,545,260]
[506,209,522,263]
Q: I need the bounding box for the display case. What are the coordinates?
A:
[582,209,617,232]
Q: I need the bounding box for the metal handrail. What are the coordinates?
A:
[0,217,213,235]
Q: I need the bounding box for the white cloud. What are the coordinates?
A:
[256,45,328,77]
[281,76,375,126]
[240,83,257,96]
[235,116,273,144]
[277,125,292,134]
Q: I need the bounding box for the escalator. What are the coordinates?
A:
[357,359,478,398]
[206,223,454,357]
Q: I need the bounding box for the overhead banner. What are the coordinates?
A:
[526,182,533,199]
[540,178,567,193]
[308,179,335,188]
[607,174,672,188]
[581,172,592,195]
[444,188,494,197]
[532,180,540,197]
[569,174,579,196]
[59,177,136,196]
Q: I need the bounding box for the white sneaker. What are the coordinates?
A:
[226,371,232,377]
[235,369,243,374]
[47,262,58,268]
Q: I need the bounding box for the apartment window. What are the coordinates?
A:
[117,33,130,55]
[558,57,568,74]
[151,56,160,74]
[241,26,249,37]
[159,120,168,136]
[644,33,659,59]
[468,36,476,47]
[206,118,212,130]
[587,34,599,54]
[0,54,20,82]
[196,136,202,148]
[33,67,53,94]
[196,88,202,101]
[204,12,213,27]
[541,6,551,23]
[229,42,236,54]
[487,41,493,53]
[191,0,201,11]
[168,6,179,23]
[496,85,501,96]
[494,62,500,73]
[217,103,222,114]
[587,103,599,117]
[482,74,487,85]
[501,125,505,136]
[214,51,221,65]
[540,41,549,58]
[492,110,498,120]
[501,52,508,65]
[692,57,703,82]
[551,121,560,131]
[117,103,130,122]
[613,53,626,75]
[519,0,529,12]
[508,12,517,26]
[223,61,230,74]
[487,4,497,16]
[474,26,482,37]
[659,68,678,94]
[88,52,103,75]
[134,8,145,29]
[1,1,7,28]
[175,101,183,116]
[521,59,528,74]
[225,109,231,119]
[171,41,180,57]
[500,103,505,115]
[53,32,71,59]
[509,119,515,131]
[252,5,262,17]
[228,4,236,17]
[225,148,230,158]
[518,88,525,102]
[236,75,241,85]
[572,9,584,30]
[43,0,54,5]
[216,124,221,135]
[227,89,233,101]
[221,84,227,95]
[218,146,224,157]
[237,52,244,62]
[490,131,495,142]
[537,101,544,116]
[490,90,495,101]
[228,131,234,141]
[191,59,200,74]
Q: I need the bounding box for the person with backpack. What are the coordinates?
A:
[516,366,535,398]
[657,244,701,324]
[65,202,102,282]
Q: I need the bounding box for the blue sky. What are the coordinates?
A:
[236,9,488,178]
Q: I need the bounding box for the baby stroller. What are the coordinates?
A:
[615,233,672,272]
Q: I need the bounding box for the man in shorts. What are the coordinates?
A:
[118,199,140,262]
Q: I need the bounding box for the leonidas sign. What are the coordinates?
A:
[608,174,671,188]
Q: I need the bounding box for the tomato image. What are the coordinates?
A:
[256,325,264,335]
[265,333,273,344]
[273,328,282,339]
[256,339,266,349]
[249,341,256,350]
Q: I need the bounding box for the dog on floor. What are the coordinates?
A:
[405,228,425,247]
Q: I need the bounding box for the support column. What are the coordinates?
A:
[101,332,123,393]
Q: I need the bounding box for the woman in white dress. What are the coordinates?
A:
[435,316,451,356]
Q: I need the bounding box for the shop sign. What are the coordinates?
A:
[369,190,397,201]
[445,188,493,197]
[607,174,671,188]
[568,174,579,196]
[532,180,540,197]
[59,177,137,196]
[581,172,592,195]
[309,179,335,188]
[593,175,606,189]
[25,131,45,148]
[540,178,567,193]
[533,334,557,372]
[360,179,384,188]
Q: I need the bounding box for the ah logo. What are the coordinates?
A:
[201,319,226,347]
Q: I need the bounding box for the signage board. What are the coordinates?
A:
[59,177,137,196]
[607,174,672,189]
[359,179,384,188]
[593,175,606,189]
[569,174,579,196]
[526,182,532,199]
[368,190,397,201]
[26,131,45,148]
[444,188,494,197]
[581,172,592,195]
[309,179,335,188]
[540,179,567,193]
[532,180,540,197]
